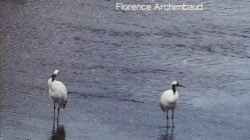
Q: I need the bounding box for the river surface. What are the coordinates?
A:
[0,0,250,139]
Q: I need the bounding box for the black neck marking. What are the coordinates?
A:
[172,85,176,94]
[51,74,56,82]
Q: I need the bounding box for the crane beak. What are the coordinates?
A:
[178,84,185,88]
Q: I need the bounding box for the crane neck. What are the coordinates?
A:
[172,85,176,94]
[48,78,53,87]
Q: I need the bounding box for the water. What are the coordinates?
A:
[1,0,250,139]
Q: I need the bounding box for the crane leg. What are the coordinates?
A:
[172,109,174,119]
[58,106,60,117]
[57,106,60,123]
[172,109,175,127]
[53,101,56,119]
[172,118,174,128]
[166,110,169,120]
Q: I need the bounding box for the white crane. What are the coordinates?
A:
[160,81,184,120]
[48,70,68,119]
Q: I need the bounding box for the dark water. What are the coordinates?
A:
[1,0,250,139]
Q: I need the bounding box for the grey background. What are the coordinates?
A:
[0,0,250,139]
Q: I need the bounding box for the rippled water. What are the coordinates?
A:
[1,0,250,139]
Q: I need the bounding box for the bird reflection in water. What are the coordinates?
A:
[160,125,174,140]
[49,115,66,140]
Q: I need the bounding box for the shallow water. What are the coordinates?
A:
[1,0,250,139]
